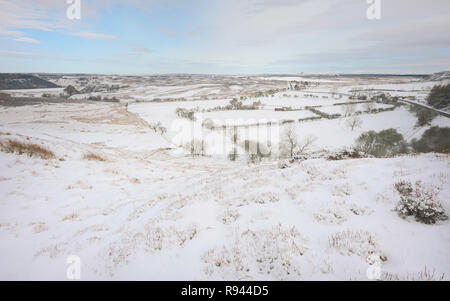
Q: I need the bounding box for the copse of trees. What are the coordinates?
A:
[410,106,438,127]
[355,126,449,157]
[427,84,450,110]
[411,127,450,153]
[64,85,79,97]
[355,128,407,157]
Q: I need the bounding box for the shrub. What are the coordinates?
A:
[394,180,448,224]
[229,98,242,109]
[355,129,406,157]
[175,108,196,121]
[88,95,102,101]
[326,149,367,160]
[1,139,55,159]
[64,85,79,97]
[427,84,450,110]
[411,126,450,153]
[149,121,166,134]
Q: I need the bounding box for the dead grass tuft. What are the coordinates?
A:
[0,139,55,159]
[131,178,141,184]
[83,152,106,162]
[62,213,80,222]
[381,266,445,281]
[328,229,387,261]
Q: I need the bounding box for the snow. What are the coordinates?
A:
[0,75,449,280]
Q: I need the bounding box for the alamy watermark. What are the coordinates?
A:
[366,0,381,20]
[170,114,282,159]
[366,254,382,280]
[66,255,81,280]
[66,0,81,20]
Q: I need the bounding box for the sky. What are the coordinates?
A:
[0,0,449,75]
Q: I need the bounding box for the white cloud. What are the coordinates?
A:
[15,37,40,43]
[71,32,117,39]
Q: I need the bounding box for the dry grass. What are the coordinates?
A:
[202,225,307,280]
[130,178,141,184]
[83,152,106,162]
[0,139,55,159]
[328,229,387,261]
[381,266,446,281]
[62,213,80,222]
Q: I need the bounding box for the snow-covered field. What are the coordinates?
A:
[0,74,449,280]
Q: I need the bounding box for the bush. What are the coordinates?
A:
[149,122,167,134]
[327,149,368,161]
[355,129,407,157]
[411,126,450,153]
[88,96,102,101]
[394,181,448,224]
[175,108,196,121]
[0,139,55,159]
[64,85,79,97]
[427,84,450,110]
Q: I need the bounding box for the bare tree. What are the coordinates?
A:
[297,135,317,154]
[158,126,167,135]
[346,115,363,131]
[149,121,162,132]
[282,126,298,158]
[364,102,375,113]
[342,103,357,117]
[228,126,239,161]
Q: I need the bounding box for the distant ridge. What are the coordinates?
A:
[0,73,59,90]
[425,71,450,81]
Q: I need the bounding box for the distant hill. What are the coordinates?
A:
[0,74,59,90]
[425,71,450,81]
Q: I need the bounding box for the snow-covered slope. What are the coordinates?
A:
[0,135,448,280]
[425,71,450,82]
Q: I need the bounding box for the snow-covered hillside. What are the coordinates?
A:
[0,130,448,280]
[0,75,449,281]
